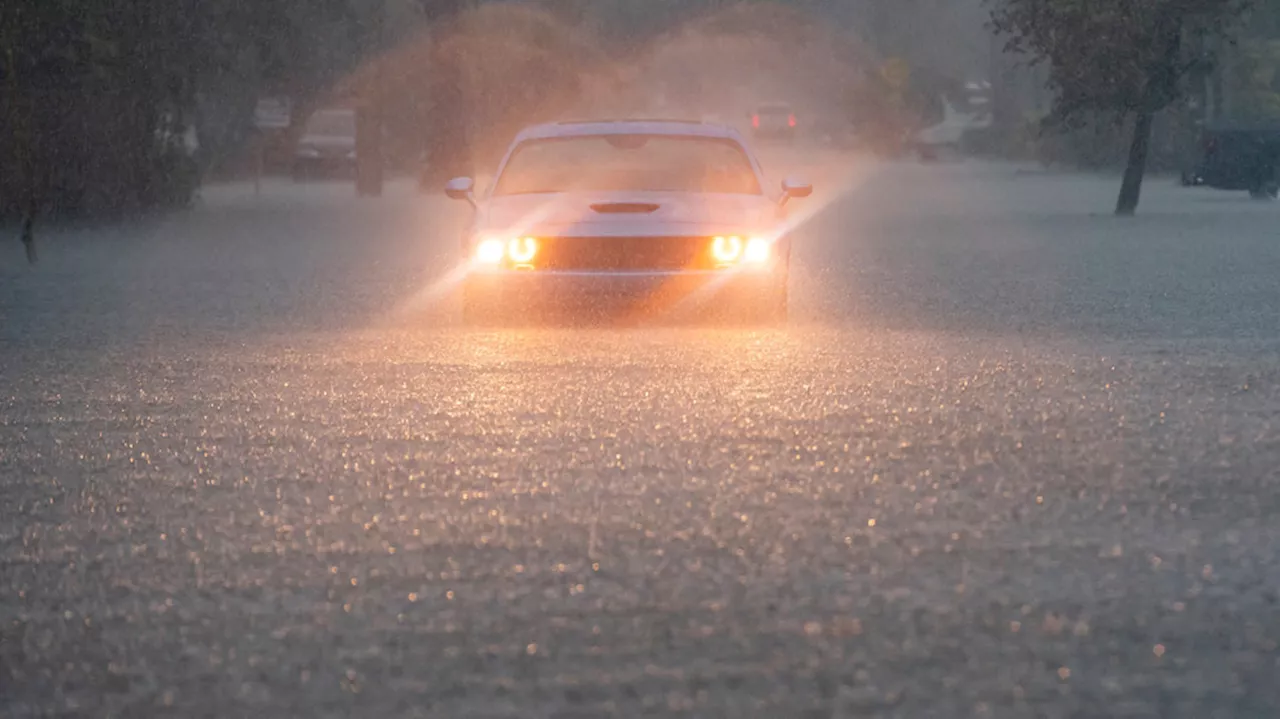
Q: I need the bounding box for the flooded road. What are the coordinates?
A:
[3,156,1279,717]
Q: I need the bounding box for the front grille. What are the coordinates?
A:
[535,236,713,271]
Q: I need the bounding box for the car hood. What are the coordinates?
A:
[474,191,784,238]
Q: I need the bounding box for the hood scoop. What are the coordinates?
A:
[590,202,661,214]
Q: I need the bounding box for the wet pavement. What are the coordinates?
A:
[3,158,1280,717]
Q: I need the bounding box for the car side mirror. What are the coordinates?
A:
[445,176,476,206]
[780,177,813,206]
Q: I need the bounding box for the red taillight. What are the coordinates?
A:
[752,115,759,129]
[788,114,797,128]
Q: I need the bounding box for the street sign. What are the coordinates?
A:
[254,97,293,130]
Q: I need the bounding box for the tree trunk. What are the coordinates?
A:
[1116,107,1155,216]
[356,0,386,197]
[21,204,37,265]
[355,104,384,197]
[7,47,36,262]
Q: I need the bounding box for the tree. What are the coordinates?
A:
[417,0,473,181]
[989,0,1252,215]
[0,0,393,222]
[2,0,263,219]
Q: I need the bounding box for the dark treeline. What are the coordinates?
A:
[1,0,935,220]
[15,0,1268,220]
[0,0,462,218]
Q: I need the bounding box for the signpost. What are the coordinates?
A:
[253,97,293,197]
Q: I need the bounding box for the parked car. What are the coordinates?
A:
[914,96,992,161]
[1191,123,1280,199]
[293,108,357,181]
[750,102,797,142]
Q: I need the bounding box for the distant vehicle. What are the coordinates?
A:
[914,89,993,161]
[293,108,357,181]
[1191,124,1280,199]
[444,119,813,325]
[750,102,797,142]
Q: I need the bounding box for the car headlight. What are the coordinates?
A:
[744,237,771,263]
[508,237,538,264]
[712,236,772,266]
[711,235,744,264]
[475,238,506,264]
[473,237,539,266]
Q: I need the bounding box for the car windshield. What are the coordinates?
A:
[492,134,762,195]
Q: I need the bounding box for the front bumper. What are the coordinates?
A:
[463,268,786,318]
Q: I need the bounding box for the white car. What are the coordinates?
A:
[445,119,812,324]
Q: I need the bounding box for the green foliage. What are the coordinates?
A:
[989,0,1252,213]
[990,0,1251,127]
[1228,39,1280,122]
[0,0,384,217]
[0,0,972,217]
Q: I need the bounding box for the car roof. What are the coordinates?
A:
[513,119,747,142]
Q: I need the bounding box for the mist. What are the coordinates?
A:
[7,2,1280,718]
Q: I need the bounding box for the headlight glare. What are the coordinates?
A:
[475,238,506,264]
[744,237,771,263]
[711,235,744,264]
[508,237,538,264]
